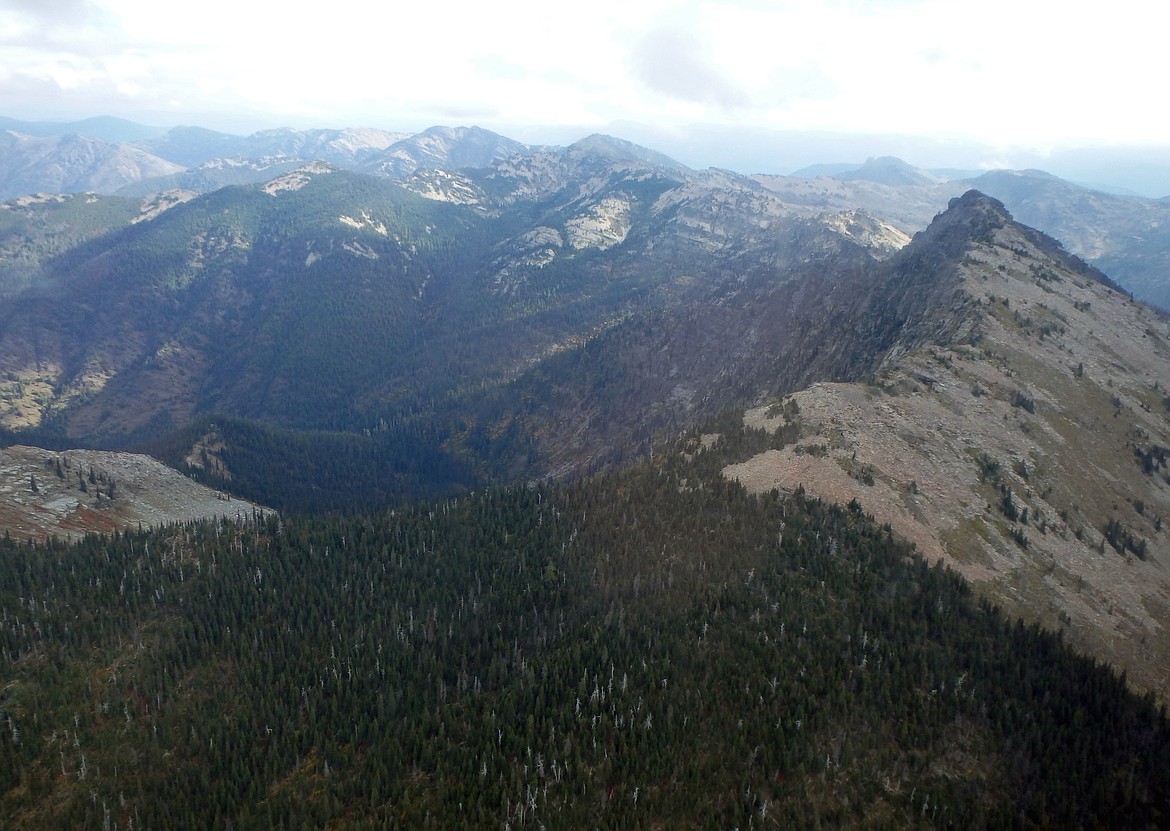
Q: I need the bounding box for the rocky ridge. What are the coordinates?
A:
[724,193,1170,699]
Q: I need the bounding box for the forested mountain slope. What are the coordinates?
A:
[1,439,1168,829]
[0,145,904,466]
[0,166,494,440]
[0,192,142,300]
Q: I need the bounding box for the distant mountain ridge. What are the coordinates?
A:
[0,115,166,143]
[359,125,528,179]
[0,144,905,450]
[135,124,409,169]
[757,160,1170,309]
[0,130,182,201]
[837,155,945,187]
[2,115,1170,308]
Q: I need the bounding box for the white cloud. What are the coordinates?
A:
[0,0,1166,150]
[631,26,750,110]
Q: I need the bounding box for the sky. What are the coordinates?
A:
[2,0,1168,184]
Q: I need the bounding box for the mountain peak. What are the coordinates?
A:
[896,189,1113,310]
[897,189,1010,264]
[566,134,688,171]
[839,155,943,186]
[361,126,526,179]
[946,189,1115,288]
[942,188,1011,225]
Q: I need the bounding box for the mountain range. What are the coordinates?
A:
[3,117,1170,308]
[4,127,1170,690]
[756,158,1170,309]
[0,136,912,448]
[3,118,1170,827]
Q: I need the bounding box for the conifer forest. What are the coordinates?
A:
[2,425,1168,829]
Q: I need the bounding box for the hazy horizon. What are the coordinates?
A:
[4,0,1168,194]
[5,109,1170,198]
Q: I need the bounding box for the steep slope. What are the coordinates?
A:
[384,142,903,482]
[0,165,495,441]
[462,207,910,480]
[724,192,1170,699]
[967,169,1170,309]
[385,138,911,480]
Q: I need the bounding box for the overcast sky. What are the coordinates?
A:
[2,0,1166,176]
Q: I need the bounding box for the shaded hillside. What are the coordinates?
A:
[1,448,1167,829]
[724,192,1170,700]
[0,192,141,299]
[0,166,495,441]
[461,210,909,479]
[457,192,995,481]
[0,145,905,462]
[146,415,477,515]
